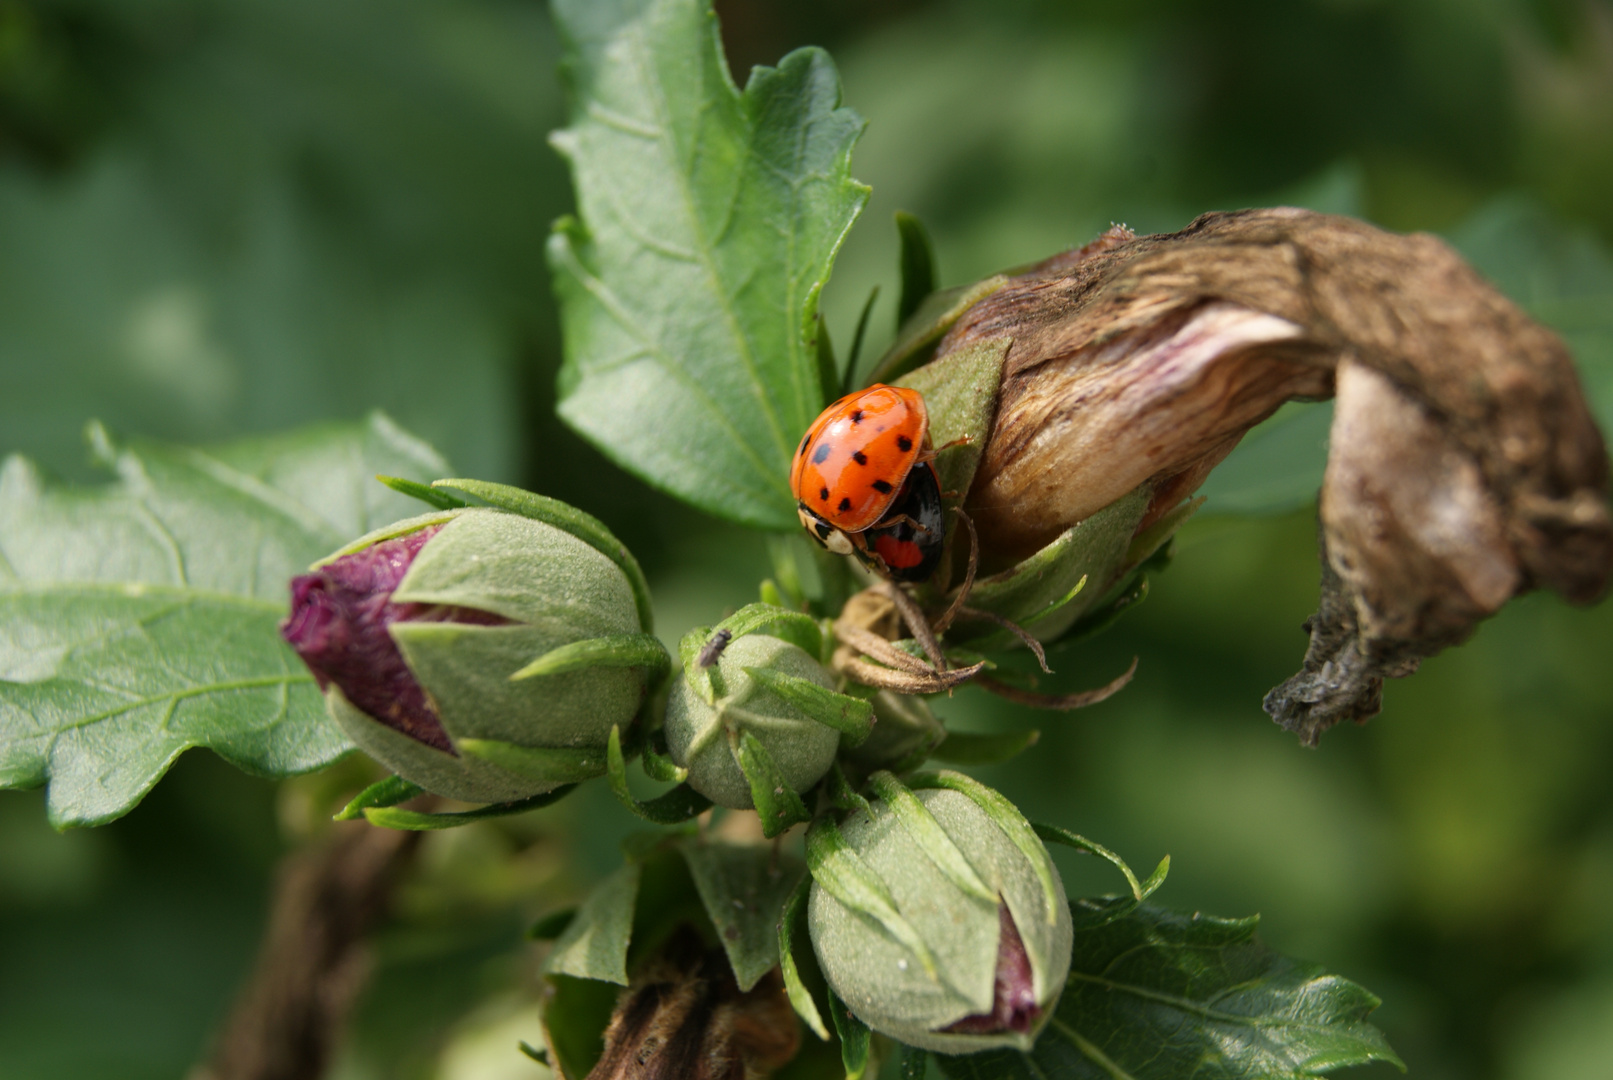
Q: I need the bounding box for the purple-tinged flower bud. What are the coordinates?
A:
[283,506,666,803]
[806,772,1072,1053]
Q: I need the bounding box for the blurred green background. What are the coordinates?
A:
[3,1,1612,1078]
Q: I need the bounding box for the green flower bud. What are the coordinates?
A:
[285,506,664,804]
[807,774,1072,1053]
[663,633,842,810]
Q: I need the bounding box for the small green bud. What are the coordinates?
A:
[663,633,842,810]
[284,506,664,804]
[806,777,1073,1053]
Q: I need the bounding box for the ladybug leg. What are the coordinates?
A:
[916,434,971,465]
[872,512,934,538]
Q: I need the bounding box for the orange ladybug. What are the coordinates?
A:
[791,384,946,582]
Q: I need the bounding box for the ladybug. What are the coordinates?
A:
[791,384,946,583]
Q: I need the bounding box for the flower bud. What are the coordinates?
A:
[663,633,842,810]
[283,507,661,803]
[807,774,1072,1053]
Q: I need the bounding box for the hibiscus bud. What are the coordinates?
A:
[663,631,848,810]
[919,208,1611,737]
[806,771,1072,1052]
[283,506,664,803]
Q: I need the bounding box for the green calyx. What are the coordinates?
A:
[805,777,1073,1054]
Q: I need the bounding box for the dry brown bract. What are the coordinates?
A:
[942,208,1612,744]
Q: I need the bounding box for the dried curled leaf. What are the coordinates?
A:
[941,208,1612,742]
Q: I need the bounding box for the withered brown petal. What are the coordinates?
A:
[936,208,1611,740]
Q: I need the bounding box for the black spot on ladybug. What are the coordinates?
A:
[812,443,832,465]
[838,497,853,512]
[852,450,868,466]
[819,487,829,502]
[850,409,864,425]
[872,479,893,494]
[897,435,913,452]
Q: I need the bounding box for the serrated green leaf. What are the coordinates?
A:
[934,900,1403,1080]
[548,0,869,528]
[678,837,806,991]
[544,861,642,985]
[737,729,814,839]
[0,415,446,827]
[334,775,424,821]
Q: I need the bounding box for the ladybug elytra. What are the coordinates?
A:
[791,384,946,583]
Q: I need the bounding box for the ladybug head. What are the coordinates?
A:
[798,504,856,556]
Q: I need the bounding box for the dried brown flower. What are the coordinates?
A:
[934,208,1612,742]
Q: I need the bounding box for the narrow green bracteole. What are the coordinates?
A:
[900,1046,930,1080]
[895,210,937,327]
[715,602,823,659]
[362,785,577,830]
[509,633,669,682]
[805,816,938,979]
[778,873,830,1040]
[458,738,608,784]
[737,730,812,839]
[1033,821,1170,902]
[605,725,712,825]
[742,666,873,745]
[831,987,873,1080]
[825,762,871,816]
[431,477,654,634]
[906,770,1060,925]
[377,474,468,511]
[928,728,1040,767]
[867,275,1010,386]
[334,775,424,821]
[867,771,995,903]
[641,731,688,784]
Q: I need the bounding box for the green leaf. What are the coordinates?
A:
[901,1045,931,1080]
[457,739,608,784]
[678,837,806,991]
[897,337,1010,504]
[376,475,468,512]
[334,775,424,821]
[895,211,939,328]
[0,415,447,827]
[736,729,813,839]
[432,477,655,634]
[548,0,870,529]
[543,861,643,985]
[361,785,577,830]
[830,987,873,1080]
[934,900,1403,1080]
[929,729,1040,767]
[528,908,580,942]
